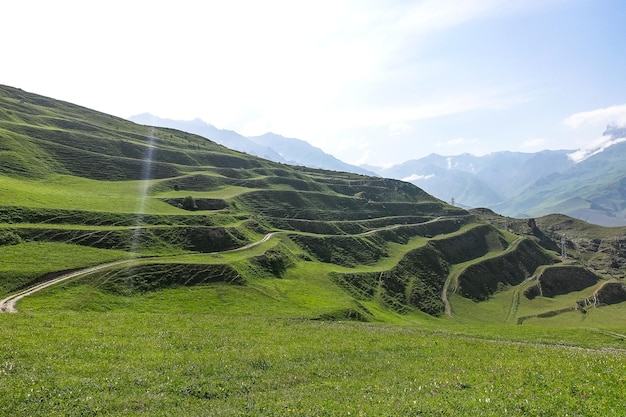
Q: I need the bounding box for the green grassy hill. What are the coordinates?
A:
[2,83,626,323]
[1,85,625,415]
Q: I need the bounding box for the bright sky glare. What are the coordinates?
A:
[3,0,626,166]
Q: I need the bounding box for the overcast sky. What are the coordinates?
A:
[3,0,626,166]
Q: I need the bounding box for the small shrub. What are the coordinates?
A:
[0,230,22,246]
[182,195,198,211]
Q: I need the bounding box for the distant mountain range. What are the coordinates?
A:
[374,150,576,207]
[373,125,626,226]
[129,114,377,176]
[130,113,626,226]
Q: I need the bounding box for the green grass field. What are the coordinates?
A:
[0,175,178,213]
[2,255,623,416]
[1,307,625,416]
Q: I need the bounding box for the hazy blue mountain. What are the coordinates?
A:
[129,114,285,162]
[494,140,626,226]
[371,132,626,226]
[249,132,376,176]
[376,150,574,207]
[129,114,376,176]
[378,155,500,207]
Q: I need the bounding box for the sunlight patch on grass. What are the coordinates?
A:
[0,175,181,214]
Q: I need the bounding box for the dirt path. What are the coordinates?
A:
[442,236,524,318]
[0,233,277,313]
[441,272,454,317]
[504,285,522,324]
[1,217,469,314]
[0,259,133,313]
[358,216,445,236]
[224,232,275,252]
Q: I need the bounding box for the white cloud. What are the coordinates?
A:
[564,104,626,130]
[567,135,626,163]
[566,110,626,162]
[393,0,550,35]
[1,1,535,129]
[351,148,375,166]
[402,174,435,182]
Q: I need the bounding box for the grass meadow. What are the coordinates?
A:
[1,310,624,416]
[0,281,624,416]
[2,226,625,416]
[2,228,626,415]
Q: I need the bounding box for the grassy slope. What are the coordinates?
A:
[1,85,626,415]
[0,175,181,213]
[2,84,625,322]
[2,85,625,321]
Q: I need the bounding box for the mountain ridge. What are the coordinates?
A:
[129,113,377,176]
[372,140,626,226]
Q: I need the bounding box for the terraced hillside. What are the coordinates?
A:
[1,84,625,325]
[464,208,626,325]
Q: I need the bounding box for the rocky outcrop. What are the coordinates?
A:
[457,239,554,301]
[524,266,599,299]
[578,282,626,309]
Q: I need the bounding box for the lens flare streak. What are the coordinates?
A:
[130,128,156,254]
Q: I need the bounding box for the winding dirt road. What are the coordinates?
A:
[441,236,524,318]
[0,233,277,313]
[1,216,466,314]
[0,260,133,313]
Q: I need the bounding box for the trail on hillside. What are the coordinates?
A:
[504,285,522,324]
[441,271,454,317]
[225,232,275,252]
[0,260,133,313]
[358,216,444,236]
[0,233,276,313]
[1,216,468,313]
[442,236,524,318]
